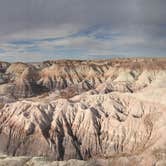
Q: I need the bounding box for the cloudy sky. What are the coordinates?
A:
[0,0,165,62]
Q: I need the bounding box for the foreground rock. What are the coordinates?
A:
[0,153,166,166]
[0,92,166,159]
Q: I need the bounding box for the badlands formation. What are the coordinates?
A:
[0,58,166,166]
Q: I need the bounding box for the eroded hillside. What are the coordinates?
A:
[0,58,166,166]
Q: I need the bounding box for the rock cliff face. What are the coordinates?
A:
[0,58,166,166]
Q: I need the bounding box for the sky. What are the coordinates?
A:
[0,0,165,62]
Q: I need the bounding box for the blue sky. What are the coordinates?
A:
[0,0,165,62]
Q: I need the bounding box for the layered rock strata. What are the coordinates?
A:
[0,58,166,166]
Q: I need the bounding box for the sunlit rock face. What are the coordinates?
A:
[0,58,166,165]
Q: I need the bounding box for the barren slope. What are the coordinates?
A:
[0,58,166,166]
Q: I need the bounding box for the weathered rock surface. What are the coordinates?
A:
[0,154,164,166]
[0,58,166,166]
[0,58,165,99]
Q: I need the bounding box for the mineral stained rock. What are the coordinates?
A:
[0,58,166,166]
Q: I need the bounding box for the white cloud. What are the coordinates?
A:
[0,24,83,42]
[0,24,165,62]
